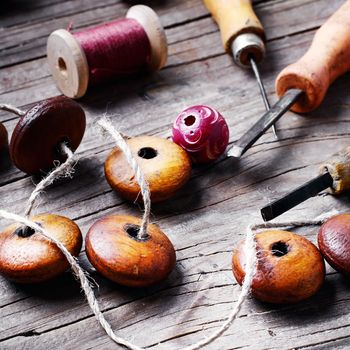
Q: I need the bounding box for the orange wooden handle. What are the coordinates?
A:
[203,0,264,53]
[276,0,350,113]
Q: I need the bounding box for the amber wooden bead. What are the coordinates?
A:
[318,213,350,275]
[86,215,176,287]
[105,136,191,203]
[232,230,325,304]
[10,96,86,175]
[0,214,82,283]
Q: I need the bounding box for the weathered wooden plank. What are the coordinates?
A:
[1,0,350,349]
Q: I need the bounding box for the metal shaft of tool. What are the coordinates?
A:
[260,171,334,222]
[228,88,303,158]
[249,57,278,139]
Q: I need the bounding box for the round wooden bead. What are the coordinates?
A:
[0,122,8,153]
[0,214,82,283]
[318,213,350,275]
[232,230,325,304]
[10,96,86,175]
[105,136,191,203]
[172,105,229,163]
[86,215,176,287]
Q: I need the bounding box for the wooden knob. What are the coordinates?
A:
[318,213,350,276]
[86,215,176,287]
[232,230,325,304]
[276,1,350,113]
[319,145,350,195]
[0,214,82,283]
[105,136,192,203]
[47,5,167,98]
[203,0,265,57]
[10,96,86,175]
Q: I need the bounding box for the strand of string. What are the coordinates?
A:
[97,117,150,239]
[0,103,25,116]
[25,143,76,217]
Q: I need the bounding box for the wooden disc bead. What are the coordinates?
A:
[10,96,86,175]
[0,122,8,153]
[318,213,350,275]
[0,214,82,283]
[86,215,176,287]
[232,230,325,304]
[105,136,192,203]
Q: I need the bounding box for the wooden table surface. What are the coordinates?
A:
[1,0,350,349]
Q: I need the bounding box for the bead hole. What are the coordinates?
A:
[15,226,36,238]
[184,115,196,126]
[54,137,71,157]
[124,224,149,241]
[138,147,157,159]
[271,241,289,257]
[58,57,68,77]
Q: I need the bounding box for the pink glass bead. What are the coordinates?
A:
[172,105,229,163]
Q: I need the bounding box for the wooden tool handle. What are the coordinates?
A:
[203,0,264,53]
[276,0,350,113]
[320,146,350,195]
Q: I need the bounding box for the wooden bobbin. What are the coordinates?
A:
[0,214,82,283]
[105,136,192,203]
[86,215,176,287]
[47,5,168,98]
[10,96,86,175]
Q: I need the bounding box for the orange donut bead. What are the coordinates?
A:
[86,215,176,287]
[232,230,325,304]
[104,136,191,203]
[0,214,82,283]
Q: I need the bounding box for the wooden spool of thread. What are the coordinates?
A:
[47,5,168,98]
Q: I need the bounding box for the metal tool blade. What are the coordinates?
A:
[249,57,278,138]
[261,171,334,222]
[227,88,303,158]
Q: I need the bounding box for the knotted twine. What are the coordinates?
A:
[0,112,339,349]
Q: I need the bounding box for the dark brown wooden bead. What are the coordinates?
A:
[86,215,176,287]
[10,96,86,175]
[104,136,191,203]
[0,122,8,153]
[318,213,350,275]
[232,230,325,304]
[0,214,82,283]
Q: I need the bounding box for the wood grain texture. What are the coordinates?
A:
[1,0,350,349]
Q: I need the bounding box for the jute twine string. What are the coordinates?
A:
[0,107,340,349]
[0,103,25,116]
[25,144,75,217]
[98,117,151,239]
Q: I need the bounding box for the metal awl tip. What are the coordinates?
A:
[227,145,244,158]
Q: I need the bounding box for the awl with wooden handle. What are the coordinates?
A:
[228,0,350,158]
[261,146,350,221]
[203,0,277,136]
